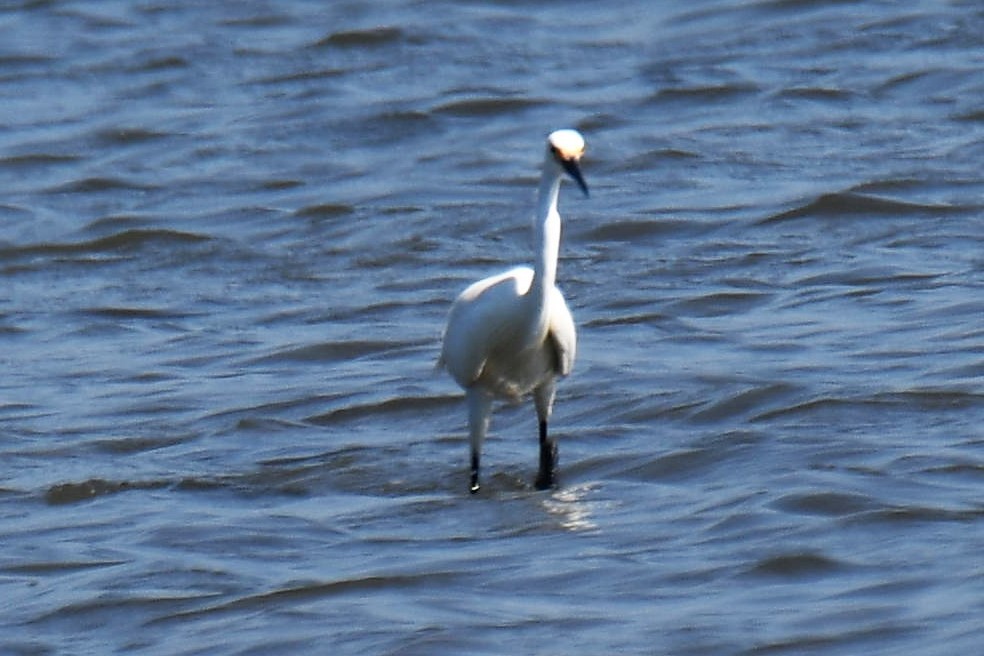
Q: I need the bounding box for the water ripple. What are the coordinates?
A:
[1,1,982,654]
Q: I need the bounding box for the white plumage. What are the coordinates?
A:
[439,129,588,492]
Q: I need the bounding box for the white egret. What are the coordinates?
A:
[438,129,588,493]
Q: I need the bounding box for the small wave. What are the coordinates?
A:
[849,178,930,195]
[0,153,82,168]
[220,13,293,28]
[775,86,853,101]
[883,389,984,411]
[624,148,702,169]
[583,217,698,243]
[254,440,463,497]
[250,339,402,364]
[358,108,438,144]
[0,229,211,260]
[754,390,983,422]
[89,434,189,455]
[935,360,984,381]
[841,505,984,525]
[79,306,201,321]
[0,559,126,576]
[746,551,848,578]
[44,470,330,506]
[95,127,171,145]
[760,192,963,224]
[955,107,984,122]
[651,82,759,103]
[44,478,169,505]
[151,571,455,625]
[667,290,773,318]
[130,55,189,72]
[0,401,39,417]
[875,67,976,99]
[0,53,56,67]
[82,213,154,233]
[431,96,545,118]
[313,26,406,49]
[307,395,456,425]
[619,447,721,483]
[691,382,800,424]
[583,311,667,328]
[773,491,878,517]
[45,177,159,194]
[293,203,355,219]
[0,323,28,336]
[789,266,940,289]
[251,67,345,85]
[258,178,305,191]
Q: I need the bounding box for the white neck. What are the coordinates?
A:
[531,165,563,306]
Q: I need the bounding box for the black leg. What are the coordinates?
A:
[470,451,481,494]
[534,420,557,490]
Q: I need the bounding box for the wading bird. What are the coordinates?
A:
[438,129,588,493]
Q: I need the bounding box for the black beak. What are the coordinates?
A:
[561,158,589,198]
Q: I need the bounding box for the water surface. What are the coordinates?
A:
[1,1,982,654]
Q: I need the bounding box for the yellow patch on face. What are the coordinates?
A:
[557,145,584,160]
[548,129,586,161]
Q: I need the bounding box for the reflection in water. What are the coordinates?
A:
[542,483,604,532]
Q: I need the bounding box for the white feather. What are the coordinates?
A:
[438,129,587,492]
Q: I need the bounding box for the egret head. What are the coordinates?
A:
[547,129,588,198]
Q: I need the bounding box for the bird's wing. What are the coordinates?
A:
[547,286,577,376]
[440,267,533,386]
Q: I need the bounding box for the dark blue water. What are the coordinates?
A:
[1,1,982,654]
